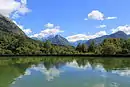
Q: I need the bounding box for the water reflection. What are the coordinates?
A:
[30,64,63,81]
[66,60,91,69]
[0,57,130,87]
[112,69,130,77]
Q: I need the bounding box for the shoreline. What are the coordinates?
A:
[0,54,130,57]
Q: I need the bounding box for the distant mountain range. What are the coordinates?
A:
[86,31,130,45]
[32,35,70,46]
[1,12,129,48]
[32,31,130,46]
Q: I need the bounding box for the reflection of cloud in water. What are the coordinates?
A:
[93,84,105,87]
[95,64,106,72]
[66,60,106,73]
[11,61,110,85]
[111,82,120,87]
[112,69,130,77]
[11,69,31,84]
[92,82,119,87]
[30,64,63,81]
[66,60,91,69]
[11,64,63,85]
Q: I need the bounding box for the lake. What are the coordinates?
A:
[0,57,130,87]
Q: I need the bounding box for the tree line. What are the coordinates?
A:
[1,30,130,55]
[76,38,130,55]
[0,31,78,55]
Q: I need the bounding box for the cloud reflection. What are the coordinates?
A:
[30,64,63,81]
[66,60,91,70]
[112,69,130,77]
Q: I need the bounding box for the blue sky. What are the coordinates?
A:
[1,0,130,42]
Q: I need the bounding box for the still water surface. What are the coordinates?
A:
[0,57,130,87]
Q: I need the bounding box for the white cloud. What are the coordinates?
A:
[96,25,107,28]
[87,10,105,20]
[44,23,54,28]
[106,17,117,20]
[13,20,32,35]
[86,10,117,21]
[0,0,31,18]
[66,31,107,42]
[21,0,27,4]
[23,29,32,34]
[30,23,64,38]
[111,25,130,34]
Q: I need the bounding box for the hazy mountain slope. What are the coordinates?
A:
[86,31,128,45]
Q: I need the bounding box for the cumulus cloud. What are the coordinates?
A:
[111,25,130,34]
[13,20,32,35]
[0,0,31,18]
[88,10,105,20]
[85,10,117,21]
[30,23,64,38]
[66,31,107,42]
[22,29,32,34]
[96,25,107,28]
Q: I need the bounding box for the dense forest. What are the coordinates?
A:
[0,30,78,55]
[76,38,130,55]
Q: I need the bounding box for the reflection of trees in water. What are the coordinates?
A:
[0,57,130,86]
[0,64,29,87]
[1,57,130,71]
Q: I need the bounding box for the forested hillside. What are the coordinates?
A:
[0,14,130,55]
[0,14,78,55]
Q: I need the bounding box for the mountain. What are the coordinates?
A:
[42,35,70,46]
[0,14,77,55]
[70,40,87,47]
[86,31,128,45]
[0,14,26,36]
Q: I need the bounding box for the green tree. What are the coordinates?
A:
[88,41,96,52]
[44,40,52,49]
[76,43,82,52]
[81,43,88,53]
[101,43,116,55]
[95,45,102,54]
